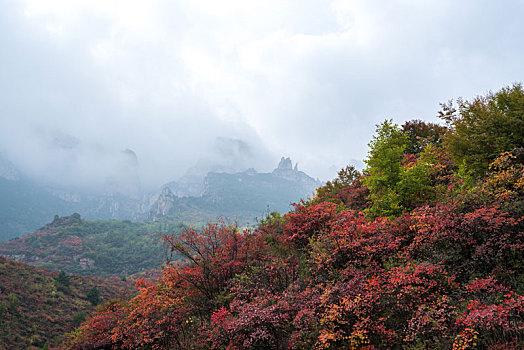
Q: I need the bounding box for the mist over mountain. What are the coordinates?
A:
[0,149,321,241]
[0,130,277,191]
[0,153,20,181]
[3,0,521,193]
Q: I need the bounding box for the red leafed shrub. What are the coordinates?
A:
[202,306,233,349]
[65,272,190,350]
[334,178,370,212]
[407,204,524,285]
[63,300,127,349]
[65,223,264,350]
[312,166,370,211]
[464,276,510,303]
[204,284,322,350]
[455,291,524,349]
[310,211,415,277]
[283,202,339,247]
[110,273,189,349]
[319,263,458,349]
[163,223,264,308]
[62,134,524,349]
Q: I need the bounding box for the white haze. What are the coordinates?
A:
[0,0,523,191]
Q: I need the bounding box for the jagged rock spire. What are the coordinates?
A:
[277,157,293,170]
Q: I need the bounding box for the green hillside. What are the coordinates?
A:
[0,214,184,278]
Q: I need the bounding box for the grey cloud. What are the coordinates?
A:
[1,0,523,187]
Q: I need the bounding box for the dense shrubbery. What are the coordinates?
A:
[64,85,524,349]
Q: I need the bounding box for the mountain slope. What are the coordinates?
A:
[0,255,133,349]
[63,93,524,349]
[0,214,181,277]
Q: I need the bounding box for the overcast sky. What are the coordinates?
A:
[1,0,523,190]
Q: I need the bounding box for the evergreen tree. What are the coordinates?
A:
[86,286,100,306]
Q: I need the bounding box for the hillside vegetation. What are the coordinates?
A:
[0,214,184,277]
[64,85,523,349]
[0,256,134,349]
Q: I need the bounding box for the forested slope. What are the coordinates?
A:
[0,214,183,278]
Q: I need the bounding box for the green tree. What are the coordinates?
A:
[439,83,524,177]
[86,286,100,306]
[55,270,71,293]
[363,120,409,218]
[397,145,447,208]
[55,270,70,286]
[0,300,8,318]
[7,292,19,314]
[402,119,447,155]
[363,120,449,218]
[72,312,86,327]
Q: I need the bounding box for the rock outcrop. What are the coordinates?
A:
[277,157,293,170]
[272,157,320,189]
[149,187,177,220]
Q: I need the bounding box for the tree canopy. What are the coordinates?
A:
[439,83,524,177]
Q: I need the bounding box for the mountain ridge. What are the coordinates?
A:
[0,156,321,241]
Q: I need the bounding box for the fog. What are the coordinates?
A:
[1,0,523,191]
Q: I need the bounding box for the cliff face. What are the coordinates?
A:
[276,156,293,170]
[0,150,147,241]
[149,187,177,220]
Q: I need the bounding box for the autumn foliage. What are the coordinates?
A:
[64,85,523,349]
[0,256,133,349]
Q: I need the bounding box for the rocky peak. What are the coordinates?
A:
[273,157,300,178]
[272,156,321,189]
[276,157,293,171]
